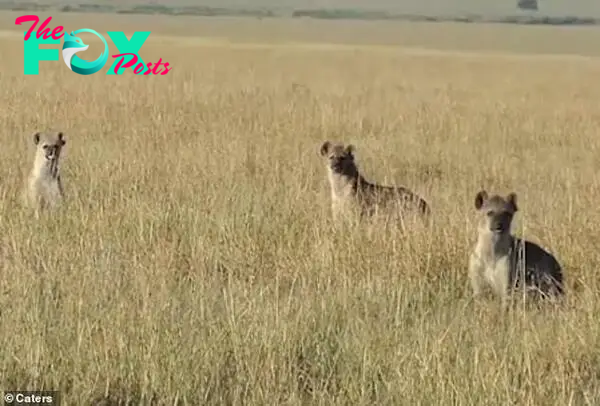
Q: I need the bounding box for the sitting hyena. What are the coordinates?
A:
[319,141,430,224]
[24,131,66,214]
[468,190,564,309]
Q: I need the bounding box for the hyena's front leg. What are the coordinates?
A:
[468,254,486,299]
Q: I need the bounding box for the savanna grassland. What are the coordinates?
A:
[2,10,600,405]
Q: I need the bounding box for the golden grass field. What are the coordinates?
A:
[2,10,600,405]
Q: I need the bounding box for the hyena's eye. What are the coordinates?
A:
[486,210,494,217]
[42,145,48,149]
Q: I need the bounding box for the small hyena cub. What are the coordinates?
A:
[468,190,564,308]
[25,131,66,212]
[319,141,430,223]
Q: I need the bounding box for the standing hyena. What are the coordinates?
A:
[319,141,430,224]
[468,190,564,309]
[24,131,67,214]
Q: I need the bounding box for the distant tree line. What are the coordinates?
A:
[2,0,599,27]
[517,0,538,11]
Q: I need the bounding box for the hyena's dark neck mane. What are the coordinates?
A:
[354,173,373,190]
[342,163,374,192]
[49,160,60,179]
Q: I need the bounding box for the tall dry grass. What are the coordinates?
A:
[1,12,600,405]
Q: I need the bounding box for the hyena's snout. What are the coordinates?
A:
[44,145,60,161]
[489,212,512,233]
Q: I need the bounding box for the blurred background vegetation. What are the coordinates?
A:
[2,0,600,26]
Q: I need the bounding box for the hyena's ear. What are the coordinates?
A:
[506,192,518,212]
[57,132,66,146]
[320,141,331,157]
[474,190,488,210]
[344,144,355,156]
[33,132,41,145]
